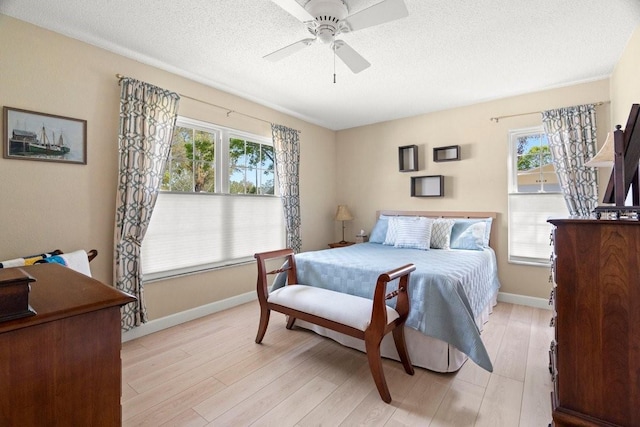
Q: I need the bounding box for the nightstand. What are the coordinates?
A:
[328,241,355,248]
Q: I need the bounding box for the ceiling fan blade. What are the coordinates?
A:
[271,0,315,22]
[333,40,370,73]
[264,38,315,62]
[344,0,409,32]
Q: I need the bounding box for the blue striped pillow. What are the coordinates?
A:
[393,217,434,250]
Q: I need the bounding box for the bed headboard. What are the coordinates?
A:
[376,210,498,250]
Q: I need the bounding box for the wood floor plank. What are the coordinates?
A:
[123,368,225,421]
[474,374,524,427]
[430,379,485,427]
[123,348,192,383]
[338,361,423,426]
[528,307,554,350]
[384,369,452,426]
[120,301,557,427]
[124,377,225,427]
[192,338,330,421]
[519,332,553,427]
[297,362,373,426]
[159,409,208,427]
[251,377,338,427]
[509,304,534,325]
[213,329,322,386]
[210,342,346,426]
[492,319,530,382]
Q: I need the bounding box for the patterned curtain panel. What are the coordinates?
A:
[115,77,180,331]
[542,104,599,217]
[271,124,302,253]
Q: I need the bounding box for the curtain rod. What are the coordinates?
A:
[489,101,609,123]
[115,74,300,132]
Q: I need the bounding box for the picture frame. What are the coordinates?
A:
[411,175,444,197]
[3,107,87,165]
[398,144,418,172]
[433,145,460,162]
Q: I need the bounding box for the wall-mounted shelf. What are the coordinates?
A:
[398,145,418,172]
[433,145,460,162]
[411,175,444,197]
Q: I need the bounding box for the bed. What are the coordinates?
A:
[283,210,500,373]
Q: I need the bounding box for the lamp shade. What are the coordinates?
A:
[585,132,614,167]
[334,205,354,221]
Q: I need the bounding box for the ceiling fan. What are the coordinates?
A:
[265,0,409,74]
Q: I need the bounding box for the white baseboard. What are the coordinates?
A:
[497,291,551,310]
[122,291,257,342]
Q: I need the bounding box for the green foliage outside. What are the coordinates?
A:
[162,127,215,192]
[162,127,275,195]
[229,138,275,195]
[517,135,552,171]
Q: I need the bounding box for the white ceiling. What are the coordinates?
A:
[2,0,639,130]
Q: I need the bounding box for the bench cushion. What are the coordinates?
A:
[268,284,399,331]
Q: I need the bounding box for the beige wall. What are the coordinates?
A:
[335,80,611,299]
[2,14,637,318]
[0,15,337,319]
[611,25,640,129]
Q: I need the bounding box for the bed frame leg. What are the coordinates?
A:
[392,327,415,375]
[365,336,391,403]
[255,308,270,344]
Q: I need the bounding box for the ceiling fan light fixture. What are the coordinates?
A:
[266,0,408,74]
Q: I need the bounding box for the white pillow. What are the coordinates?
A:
[393,217,434,250]
[383,216,403,245]
[430,218,456,249]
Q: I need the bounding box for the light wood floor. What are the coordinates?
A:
[121,301,554,426]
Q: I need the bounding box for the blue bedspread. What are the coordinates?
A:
[287,243,500,372]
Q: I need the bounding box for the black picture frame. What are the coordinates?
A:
[411,175,444,197]
[3,106,87,165]
[433,145,460,162]
[398,145,418,172]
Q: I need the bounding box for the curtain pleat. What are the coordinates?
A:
[542,104,599,217]
[271,124,302,253]
[114,77,180,331]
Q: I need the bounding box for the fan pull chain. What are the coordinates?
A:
[333,44,336,84]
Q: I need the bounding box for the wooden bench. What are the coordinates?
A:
[254,248,416,403]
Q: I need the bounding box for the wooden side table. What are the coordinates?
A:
[328,241,355,248]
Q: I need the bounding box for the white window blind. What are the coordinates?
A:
[142,193,285,280]
[507,126,568,266]
[508,193,567,264]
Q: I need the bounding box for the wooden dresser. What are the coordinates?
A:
[548,218,640,427]
[0,263,135,426]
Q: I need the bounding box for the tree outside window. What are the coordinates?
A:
[229,138,274,195]
[162,126,216,192]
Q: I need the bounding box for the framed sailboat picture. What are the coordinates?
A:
[3,107,87,164]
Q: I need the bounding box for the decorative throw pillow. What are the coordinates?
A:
[430,218,455,249]
[383,216,402,245]
[483,217,493,247]
[369,215,390,244]
[450,219,487,250]
[393,217,434,250]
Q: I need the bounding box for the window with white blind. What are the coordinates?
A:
[142,117,285,281]
[507,126,568,265]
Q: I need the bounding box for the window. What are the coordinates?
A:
[142,117,285,281]
[508,126,567,266]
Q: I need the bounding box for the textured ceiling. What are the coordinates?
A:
[2,0,639,130]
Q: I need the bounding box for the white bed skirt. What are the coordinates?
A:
[294,292,498,373]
